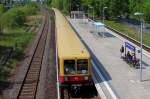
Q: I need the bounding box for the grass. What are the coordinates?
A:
[0,14,42,94]
[104,20,150,47]
[0,28,35,47]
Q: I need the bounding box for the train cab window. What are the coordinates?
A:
[77,59,88,74]
[64,60,76,75]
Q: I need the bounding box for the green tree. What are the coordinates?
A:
[20,2,39,16]
[106,0,129,18]
[51,0,61,9]
[128,0,136,14]
[62,0,69,14]
[0,4,4,15]
[51,0,69,14]
[143,0,150,21]
[0,4,4,33]
[50,0,150,22]
[45,0,52,6]
[0,7,25,29]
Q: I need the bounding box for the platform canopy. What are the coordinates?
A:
[71,11,86,19]
[93,22,104,27]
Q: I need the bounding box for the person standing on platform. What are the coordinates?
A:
[120,45,124,58]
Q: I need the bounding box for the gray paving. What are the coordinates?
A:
[68,19,150,99]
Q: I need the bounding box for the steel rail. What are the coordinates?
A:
[17,11,49,99]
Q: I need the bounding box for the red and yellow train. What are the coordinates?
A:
[53,8,93,92]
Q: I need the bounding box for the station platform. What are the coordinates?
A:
[68,18,150,99]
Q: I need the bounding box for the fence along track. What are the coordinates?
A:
[106,26,150,52]
[17,11,49,99]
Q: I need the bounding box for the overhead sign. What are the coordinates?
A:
[125,42,136,51]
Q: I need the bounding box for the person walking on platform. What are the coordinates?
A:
[120,45,124,58]
[127,51,132,62]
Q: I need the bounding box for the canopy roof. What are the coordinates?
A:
[93,22,104,27]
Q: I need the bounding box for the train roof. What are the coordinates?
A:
[53,8,90,59]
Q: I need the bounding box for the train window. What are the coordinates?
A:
[64,60,76,75]
[77,59,88,74]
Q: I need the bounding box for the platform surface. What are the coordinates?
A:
[68,18,150,99]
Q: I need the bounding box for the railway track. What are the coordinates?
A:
[45,10,57,99]
[17,11,49,99]
[62,87,99,99]
[106,26,150,52]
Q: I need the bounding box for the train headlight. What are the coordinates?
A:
[64,77,68,81]
[84,76,88,80]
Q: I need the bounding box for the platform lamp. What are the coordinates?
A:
[134,12,144,82]
[102,6,107,38]
[89,6,94,20]
[69,0,71,17]
[76,4,79,20]
[88,5,90,18]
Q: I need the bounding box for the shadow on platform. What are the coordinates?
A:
[99,32,115,38]
[90,49,112,81]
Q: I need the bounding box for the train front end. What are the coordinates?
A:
[59,58,92,85]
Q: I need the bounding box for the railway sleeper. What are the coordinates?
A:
[26,73,39,77]
[31,60,42,64]
[21,88,35,92]
[19,94,35,98]
[60,83,97,98]
[30,64,42,67]
[20,89,35,93]
[36,45,45,49]
[32,56,42,59]
[32,58,42,62]
[30,62,41,66]
[21,86,35,91]
[23,83,36,87]
[26,74,39,77]
[22,84,35,87]
[27,71,39,74]
[29,65,41,68]
[27,73,39,77]
[21,88,36,92]
[34,50,44,54]
[19,92,36,97]
[27,72,39,76]
[25,78,38,82]
[30,62,41,65]
[34,53,43,57]
[25,77,38,81]
[23,86,35,91]
[28,70,40,73]
[32,57,42,60]
[25,76,38,79]
[31,62,42,66]
[18,95,34,99]
[27,75,38,78]
[28,69,40,72]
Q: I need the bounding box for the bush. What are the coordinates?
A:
[20,3,39,16]
[0,3,39,29]
[0,4,4,16]
[0,8,25,28]
[0,4,4,33]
